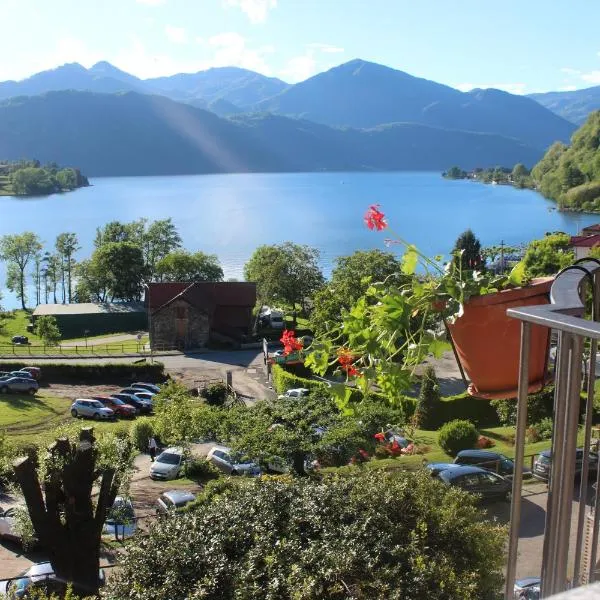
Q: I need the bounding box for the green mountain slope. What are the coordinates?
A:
[531,111,600,210]
[529,86,600,125]
[0,91,544,176]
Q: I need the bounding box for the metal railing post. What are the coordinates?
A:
[505,321,531,600]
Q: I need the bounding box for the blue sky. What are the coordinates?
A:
[2,0,600,93]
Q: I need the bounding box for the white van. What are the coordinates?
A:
[260,307,284,329]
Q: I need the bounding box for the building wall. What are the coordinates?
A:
[575,247,592,260]
[32,311,147,338]
[151,300,210,350]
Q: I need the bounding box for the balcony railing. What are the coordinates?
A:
[506,258,600,599]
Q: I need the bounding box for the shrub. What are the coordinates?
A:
[184,458,220,481]
[109,472,505,599]
[415,366,441,429]
[271,364,327,395]
[201,382,228,406]
[439,394,499,427]
[129,417,154,452]
[491,386,555,426]
[536,417,554,440]
[438,419,479,456]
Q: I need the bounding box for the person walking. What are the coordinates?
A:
[148,436,158,462]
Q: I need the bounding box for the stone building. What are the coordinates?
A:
[146,282,257,350]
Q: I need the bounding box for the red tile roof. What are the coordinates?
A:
[570,235,600,248]
[147,282,257,314]
[581,224,600,233]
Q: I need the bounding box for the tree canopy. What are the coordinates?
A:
[155,250,223,282]
[108,472,505,600]
[452,229,484,271]
[0,232,43,309]
[244,242,324,313]
[311,249,403,334]
[522,233,574,277]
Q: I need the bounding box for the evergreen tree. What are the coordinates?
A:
[452,229,485,271]
[415,366,441,429]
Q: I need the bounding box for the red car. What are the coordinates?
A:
[92,396,137,418]
[18,366,41,380]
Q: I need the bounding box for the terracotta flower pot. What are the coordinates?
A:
[446,278,553,400]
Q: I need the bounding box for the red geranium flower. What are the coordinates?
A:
[358,449,369,459]
[374,432,385,442]
[280,329,303,355]
[364,204,387,231]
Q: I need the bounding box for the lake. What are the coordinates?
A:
[0,171,598,309]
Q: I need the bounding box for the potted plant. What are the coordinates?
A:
[305,205,552,402]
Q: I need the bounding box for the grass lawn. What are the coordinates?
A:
[335,425,586,475]
[0,310,149,356]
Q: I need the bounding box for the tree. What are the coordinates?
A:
[155,250,223,282]
[10,167,56,195]
[414,366,441,429]
[244,243,324,318]
[445,166,467,179]
[143,218,182,277]
[523,233,574,277]
[35,315,61,345]
[14,428,132,597]
[31,251,42,306]
[42,252,61,304]
[0,232,43,310]
[91,242,146,301]
[109,472,505,599]
[452,229,484,271]
[311,250,403,334]
[55,233,80,303]
[511,163,529,181]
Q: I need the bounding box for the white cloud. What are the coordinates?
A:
[560,67,581,76]
[280,55,316,83]
[280,43,345,83]
[455,82,527,95]
[558,85,577,92]
[165,25,187,44]
[112,33,274,78]
[581,71,600,85]
[224,0,276,24]
[307,43,344,54]
[136,0,166,5]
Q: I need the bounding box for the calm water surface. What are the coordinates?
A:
[0,172,597,308]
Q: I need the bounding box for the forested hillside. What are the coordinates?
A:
[531,111,600,211]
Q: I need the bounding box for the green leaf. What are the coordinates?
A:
[508,260,526,286]
[401,245,418,275]
[330,384,354,415]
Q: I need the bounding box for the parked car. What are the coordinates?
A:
[207,445,262,476]
[9,371,34,379]
[454,449,533,479]
[130,382,161,394]
[0,562,105,598]
[0,506,19,542]
[150,447,185,480]
[533,448,599,482]
[278,388,310,400]
[103,496,136,538]
[121,387,155,397]
[272,349,286,358]
[16,367,41,380]
[156,490,196,515]
[513,577,541,599]
[70,399,115,421]
[93,396,137,418]
[435,465,512,501]
[130,391,154,404]
[11,335,29,345]
[425,462,464,477]
[0,377,39,395]
[110,392,152,414]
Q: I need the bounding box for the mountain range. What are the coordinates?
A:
[0,59,590,176]
[0,91,544,176]
[528,86,600,126]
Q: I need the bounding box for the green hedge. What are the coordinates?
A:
[0,361,165,383]
[439,394,499,428]
[272,365,417,416]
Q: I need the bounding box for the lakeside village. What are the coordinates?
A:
[2,206,600,598]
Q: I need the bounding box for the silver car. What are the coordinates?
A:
[150,447,185,480]
[207,446,262,476]
[0,377,39,395]
[70,399,115,420]
[156,490,196,515]
[0,562,105,598]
